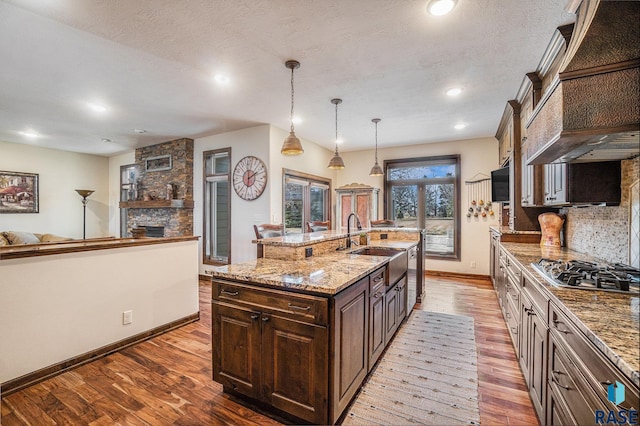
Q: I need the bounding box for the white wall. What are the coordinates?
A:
[0,240,199,383]
[339,137,499,275]
[0,141,110,238]
[268,125,337,225]
[108,151,136,237]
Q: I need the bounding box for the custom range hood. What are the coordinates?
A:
[527,0,640,165]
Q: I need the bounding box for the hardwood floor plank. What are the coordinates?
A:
[2,275,538,425]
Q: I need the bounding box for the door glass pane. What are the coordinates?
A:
[390,185,418,228]
[215,181,229,259]
[310,185,326,222]
[388,164,456,181]
[285,182,304,233]
[424,183,454,255]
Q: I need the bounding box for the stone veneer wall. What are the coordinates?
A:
[561,157,639,264]
[127,138,194,237]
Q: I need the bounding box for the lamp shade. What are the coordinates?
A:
[281,131,304,155]
[369,162,384,176]
[328,152,345,169]
[75,189,95,198]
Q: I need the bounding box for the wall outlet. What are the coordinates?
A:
[123,310,133,325]
[305,247,313,257]
[470,261,477,269]
[204,269,214,275]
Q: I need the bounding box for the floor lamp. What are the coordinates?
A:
[75,189,94,239]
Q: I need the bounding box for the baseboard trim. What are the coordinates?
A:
[1,312,200,396]
[425,270,491,280]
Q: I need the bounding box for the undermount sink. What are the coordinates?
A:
[349,248,403,257]
[349,247,408,286]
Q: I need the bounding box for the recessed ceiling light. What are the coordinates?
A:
[213,74,230,85]
[87,103,108,113]
[18,130,39,139]
[427,0,457,16]
[454,123,467,130]
[101,138,112,143]
[445,87,463,97]
[292,115,303,125]
[133,129,146,134]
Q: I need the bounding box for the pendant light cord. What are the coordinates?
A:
[374,120,379,162]
[334,101,339,153]
[290,67,295,132]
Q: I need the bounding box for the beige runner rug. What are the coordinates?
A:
[342,310,480,425]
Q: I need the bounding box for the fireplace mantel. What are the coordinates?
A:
[119,200,194,209]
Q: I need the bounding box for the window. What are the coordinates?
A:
[283,169,331,234]
[385,155,460,260]
[204,149,231,264]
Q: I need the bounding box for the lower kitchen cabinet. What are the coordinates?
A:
[385,276,407,345]
[332,275,369,421]
[368,268,386,369]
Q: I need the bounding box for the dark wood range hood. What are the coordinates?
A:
[526,0,640,165]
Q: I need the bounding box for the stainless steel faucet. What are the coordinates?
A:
[346,212,362,249]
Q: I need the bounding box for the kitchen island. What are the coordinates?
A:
[210,229,420,424]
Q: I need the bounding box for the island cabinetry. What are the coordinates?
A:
[368,267,386,369]
[331,275,369,422]
[212,280,329,424]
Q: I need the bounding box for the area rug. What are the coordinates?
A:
[342,311,481,425]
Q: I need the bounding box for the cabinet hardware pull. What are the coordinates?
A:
[287,303,311,311]
[552,376,571,390]
[374,276,383,282]
[552,320,570,334]
[250,314,259,320]
[601,380,613,386]
[511,327,518,334]
[553,370,564,375]
[373,291,381,299]
[221,289,239,296]
[262,317,270,322]
[524,307,535,316]
[505,312,511,319]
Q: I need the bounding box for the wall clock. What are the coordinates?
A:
[232,156,267,201]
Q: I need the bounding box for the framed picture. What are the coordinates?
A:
[0,171,39,213]
[145,155,172,172]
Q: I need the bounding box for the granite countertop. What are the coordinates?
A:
[500,242,640,387]
[253,228,423,246]
[489,225,541,235]
[212,241,417,295]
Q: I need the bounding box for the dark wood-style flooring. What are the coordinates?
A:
[2,274,539,425]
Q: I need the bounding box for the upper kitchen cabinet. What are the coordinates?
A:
[543,161,621,206]
[335,183,379,229]
[496,100,519,167]
[520,73,545,207]
[526,0,640,165]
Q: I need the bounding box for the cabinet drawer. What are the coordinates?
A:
[506,274,520,306]
[213,280,329,325]
[505,293,520,350]
[505,254,523,283]
[549,302,639,412]
[521,273,548,322]
[369,267,386,293]
[548,333,602,426]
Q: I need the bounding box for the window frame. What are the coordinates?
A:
[282,168,332,234]
[203,148,231,265]
[384,154,461,261]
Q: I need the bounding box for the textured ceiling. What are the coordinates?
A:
[0,0,574,156]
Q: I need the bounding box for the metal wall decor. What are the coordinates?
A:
[464,173,494,219]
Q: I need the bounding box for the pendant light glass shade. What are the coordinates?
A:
[327,98,345,169]
[369,118,384,176]
[281,60,304,155]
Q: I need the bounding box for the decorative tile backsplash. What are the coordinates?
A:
[562,157,639,264]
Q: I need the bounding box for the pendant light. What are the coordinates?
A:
[369,118,384,176]
[281,60,304,155]
[327,98,346,169]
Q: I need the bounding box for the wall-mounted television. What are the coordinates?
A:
[491,166,510,202]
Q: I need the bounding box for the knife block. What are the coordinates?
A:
[538,213,564,247]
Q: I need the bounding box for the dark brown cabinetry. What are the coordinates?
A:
[211,280,329,424]
[368,267,386,369]
[385,276,407,346]
[332,275,369,421]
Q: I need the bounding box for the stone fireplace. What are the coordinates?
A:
[119,138,194,237]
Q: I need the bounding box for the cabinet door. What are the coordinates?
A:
[339,193,352,230]
[212,302,261,399]
[355,193,370,227]
[331,277,369,422]
[396,276,408,322]
[262,315,328,425]
[368,285,386,369]
[544,163,566,205]
[529,309,547,421]
[385,283,399,344]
